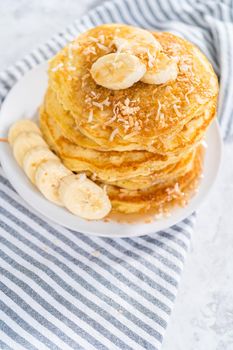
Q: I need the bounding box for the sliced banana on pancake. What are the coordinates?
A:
[13,131,47,166]
[8,119,41,146]
[59,174,111,220]
[23,146,59,183]
[141,52,178,85]
[113,27,162,56]
[90,53,146,90]
[35,159,71,206]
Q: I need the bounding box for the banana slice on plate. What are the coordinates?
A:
[59,174,112,220]
[13,131,47,166]
[8,119,41,146]
[23,146,59,184]
[90,52,146,90]
[35,159,71,206]
[141,52,178,85]
[114,27,162,56]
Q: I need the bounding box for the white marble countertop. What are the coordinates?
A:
[1,1,233,349]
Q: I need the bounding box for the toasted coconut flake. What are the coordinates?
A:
[159,113,167,127]
[123,131,139,140]
[166,182,184,200]
[101,97,111,107]
[104,115,116,126]
[92,97,111,110]
[179,64,190,72]
[83,46,96,55]
[67,66,76,71]
[90,123,99,129]
[70,42,80,50]
[173,104,182,117]
[89,36,99,43]
[184,86,194,104]
[155,100,162,120]
[109,128,119,142]
[96,43,110,52]
[51,63,64,72]
[88,109,94,123]
[81,73,90,87]
[121,105,140,116]
[90,91,101,99]
[124,98,130,106]
[165,86,172,93]
[195,95,209,104]
[92,101,104,110]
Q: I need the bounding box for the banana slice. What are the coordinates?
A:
[59,174,111,220]
[114,27,162,56]
[8,119,41,146]
[35,160,71,206]
[90,53,146,90]
[23,146,59,184]
[141,52,178,85]
[13,132,47,166]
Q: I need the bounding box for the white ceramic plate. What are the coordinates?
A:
[0,63,222,237]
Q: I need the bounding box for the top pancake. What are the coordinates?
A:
[48,24,218,152]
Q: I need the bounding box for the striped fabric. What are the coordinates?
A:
[0,0,230,349]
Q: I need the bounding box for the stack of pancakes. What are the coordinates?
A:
[40,24,218,217]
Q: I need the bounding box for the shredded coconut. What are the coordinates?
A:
[89,36,99,43]
[166,183,184,200]
[195,95,208,104]
[81,73,90,87]
[83,46,96,55]
[90,91,101,99]
[124,98,130,106]
[165,86,172,93]
[179,64,190,72]
[158,113,166,127]
[109,128,119,142]
[101,97,111,107]
[90,124,99,129]
[70,42,79,50]
[104,115,116,126]
[96,43,110,52]
[184,86,194,104]
[155,100,162,120]
[88,109,93,123]
[173,104,182,117]
[123,131,139,140]
[92,101,104,110]
[92,97,110,110]
[121,105,140,116]
[51,63,64,72]
[67,66,76,71]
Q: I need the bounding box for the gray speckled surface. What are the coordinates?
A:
[1,1,233,349]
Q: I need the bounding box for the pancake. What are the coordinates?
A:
[44,86,216,156]
[40,106,194,183]
[105,145,203,215]
[38,24,219,218]
[48,25,218,152]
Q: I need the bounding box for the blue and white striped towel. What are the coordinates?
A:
[0,0,232,349]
